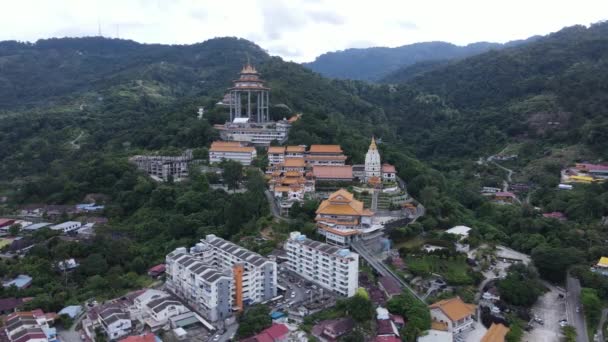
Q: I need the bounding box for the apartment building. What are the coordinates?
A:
[166,236,277,321]
[197,235,277,307]
[208,141,257,166]
[284,232,358,297]
[165,249,232,322]
[129,150,193,182]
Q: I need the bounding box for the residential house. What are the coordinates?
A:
[49,221,82,234]
[480,323,510,342]
[0,298,25,315]
[119,333,158,342]
[242,323,289,342]
[97,305,132,340]
[3,275,33,289]
[147,264,166,278]
[3,311,58,342]
[312,318,355,342]
[378,276,401,299]
[58,306,82,320]
[429,297,476,333]
[131,289,190,331]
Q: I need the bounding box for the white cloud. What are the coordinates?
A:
[0,0,606,62]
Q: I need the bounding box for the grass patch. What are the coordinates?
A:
[405,255,474,285]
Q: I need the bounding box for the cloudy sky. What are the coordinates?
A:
[1,0,607,62]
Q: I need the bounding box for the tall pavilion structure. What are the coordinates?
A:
[228,63,270,123]
[364,137,381,182]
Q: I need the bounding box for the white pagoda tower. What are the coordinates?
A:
[364,137,381,182]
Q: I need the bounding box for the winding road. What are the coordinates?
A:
[566,275,589,342]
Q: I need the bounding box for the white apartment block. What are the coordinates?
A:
[196,235,277,305]
[208,141,257,166]
[50,221,82,233]
[284,232,359,297]
[165,248,233,322]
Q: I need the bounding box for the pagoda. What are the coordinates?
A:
[228,63,270,123]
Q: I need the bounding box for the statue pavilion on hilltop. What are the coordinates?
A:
[214,63,299,146]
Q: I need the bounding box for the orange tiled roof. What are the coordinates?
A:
[211,141,243,148]
[306,155,348,161]
[317,225,361,236]
[284,158,306,167]
[210,145,256,153]
[316,189,373,216]
[313,165,353,179]
[481,323,510,342]
[268,146,286,154]
[286,145,306,153]
[382,164,396,173]
[429,297,476,322]
[309,145,343,154]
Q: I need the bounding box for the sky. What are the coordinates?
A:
[1,0,607,62]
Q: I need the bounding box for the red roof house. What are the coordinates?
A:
[243,324,289,342]
[147,264,166,277]
[119,333,157,342]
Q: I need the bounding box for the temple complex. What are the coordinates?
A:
[214,63,296,146]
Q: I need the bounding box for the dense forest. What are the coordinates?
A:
[303,37,537,81]
[0,22,607,333]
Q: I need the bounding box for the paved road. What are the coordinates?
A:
[351,242,425,303]
[597,308,608,342]
[264,190,288,222]
[566,275,589,342]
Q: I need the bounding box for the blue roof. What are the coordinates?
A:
[3,274,32,289]
[270,311,286,319]
[59,305,82,318]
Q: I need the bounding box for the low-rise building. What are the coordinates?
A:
[49,221,82,234]
[98,306,132,340]
[592,256,608,276]
[306,145,347,166]
[241,323,289,342]
[313,165,353,182]
[4,311,58,342]
[480,323,509,342]
[214,120,292,146]
[284,232,359,297]
[209,141,257,166]
[429,297,476,334]
[381,164,397,182]
[378,276,401,299]
[268,146,286,166]
[3,275,32,289]
[312,318,355,342]
[131,289,190,331]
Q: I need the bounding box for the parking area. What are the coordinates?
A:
[523,285,566,342]
[274,265,337,311]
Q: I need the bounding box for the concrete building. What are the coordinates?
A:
[306,145,347,166]
[131,289,190,331]
[4,311,57,342]
[365,138,382,182]
[166,235,277,321]
[165,249,232,322]
[49,221,82,234]
[208,141,257,166]
[268,146,286,167]
[228,63,270,124]
[196,235,277,306]
[312,165,354,182]
[129,150,192,182]
[315,189,378,245]
[98,306,132,340]
[284,232,359,297]
[382,164,397,181]
[214,120,292,146]
[429,297,476,334]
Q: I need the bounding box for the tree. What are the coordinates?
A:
[562,325,577,342]
[345,288,374,322]
[387,292,431,341]
[80,253,109,277]
[497,264,544,307]
[8,224,20,236]
[581,288,601,328]
[221,160,243,190]
[236,304,271,338]
[531,246,585,282]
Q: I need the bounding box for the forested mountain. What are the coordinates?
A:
[303,38,537,81]
[370,22,608,159]
[1,22,608,315]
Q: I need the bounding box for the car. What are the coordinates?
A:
[213,335,220,341]
[291,293,296,298]
[576,306,580,313]
[559,319,568,327]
